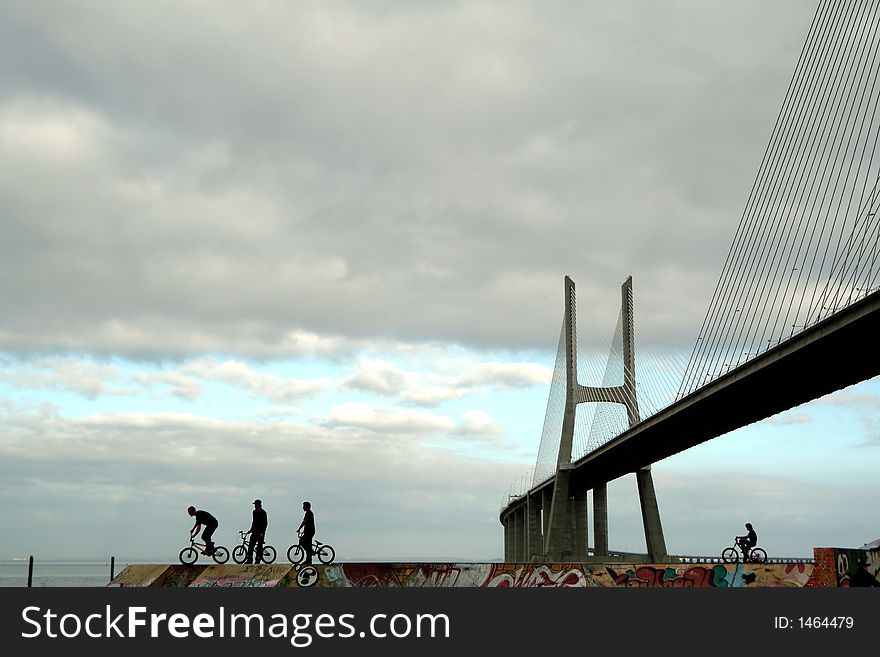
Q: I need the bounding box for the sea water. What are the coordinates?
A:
[0,559,127,587]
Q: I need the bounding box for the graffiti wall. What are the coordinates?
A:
[811,547,880,587]
[190,564,295,588]
[317,562,808,588]
[108,548,880,588]
[604,563,815,588]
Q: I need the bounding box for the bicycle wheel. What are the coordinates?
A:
[721,547,739,563]
[232,545,247,564]
[317,544,335,565]
[262,545,277,564]
[750,548,767,563]
[212,546,230,564]
[287,545,305,564]
[179,547,198,565]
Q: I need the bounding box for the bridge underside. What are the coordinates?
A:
[569,289,880,492]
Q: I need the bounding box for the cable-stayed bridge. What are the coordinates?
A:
[500,0,880,562]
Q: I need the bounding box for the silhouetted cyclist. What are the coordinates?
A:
[245,499,268,564]
[298,501,316,565]
[188,506,219,555]
[736,522,758,561]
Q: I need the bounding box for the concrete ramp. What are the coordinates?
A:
[107,564,170,587]
[154,565,207,588]
[108,547,879,588]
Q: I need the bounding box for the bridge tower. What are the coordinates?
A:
[542,275,667,561]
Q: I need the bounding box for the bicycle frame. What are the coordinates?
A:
[189,536,211,552]
[287,531,335,565]
[179,533,229,565]
[231,530,277,564]
[723,539,766,564]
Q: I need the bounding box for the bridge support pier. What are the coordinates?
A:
[527,493,542,561]
[541,487,551,557]
[593,483,608,557]
[544,466,572,561]
[637,465,667,561]
[513,507,525,561]
[573,489,588,560]
[503,516,513,562]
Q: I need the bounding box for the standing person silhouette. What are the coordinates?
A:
[188,506,218,555]
[736,522,758,561]
[851,559,880,587]
[245,499,268,564]
[298,501,316,565]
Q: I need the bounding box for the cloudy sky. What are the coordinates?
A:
[1,0,877,562]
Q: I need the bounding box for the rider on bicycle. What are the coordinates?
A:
[736,522,757,561]
[298,501,315,565]
[188,506,219,555]
[245,499,268,564]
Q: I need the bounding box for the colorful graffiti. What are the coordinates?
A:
[607,564,732,588]
[314,563,597,588]
[810,547,880,587]
[190,564,294,588]
[107,548,880,588]
[485,564,600,587]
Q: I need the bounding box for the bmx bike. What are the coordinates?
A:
[232,530,277,564]
[179,534,230,565]
[722,540,767,564]
[287,530,335,565]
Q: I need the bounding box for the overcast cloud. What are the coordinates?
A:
[0,0,815,357]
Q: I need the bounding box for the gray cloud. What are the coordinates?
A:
[130,371,203,401]
[0,0,813,359]
[0,406,521,559]
[181,359,330,404]
[0,357,129,399]
[763,413,812,426]
[342,357,552,407]
[341,359,410,396]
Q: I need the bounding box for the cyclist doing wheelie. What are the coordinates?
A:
[188,506,219,555]
[736,523,758,561]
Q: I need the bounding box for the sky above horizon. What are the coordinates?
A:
[2,0,878,562]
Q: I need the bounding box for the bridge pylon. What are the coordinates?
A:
[541,275,667,562]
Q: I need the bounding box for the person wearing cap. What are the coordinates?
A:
[245,499,269,564]
[297,501,316,565]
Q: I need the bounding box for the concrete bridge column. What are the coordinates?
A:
[541,487,552,558]
[503,516,513,562]
[573,489,588,560]
[527,493,541,561]
[636,466,667,560]
[593,483,608,557]
[509,511,518,562]
[514,513,521,562]
[545,466,572,561]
